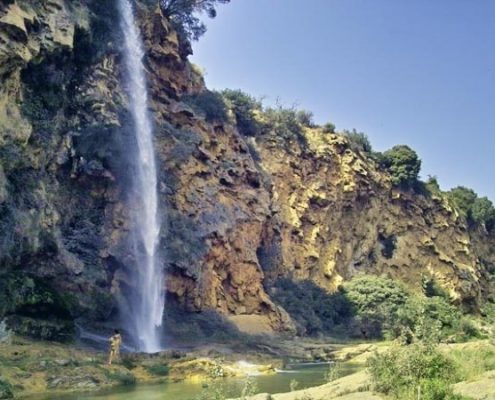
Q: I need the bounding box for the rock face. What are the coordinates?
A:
[0,0,493,338]
[254,130,488,310]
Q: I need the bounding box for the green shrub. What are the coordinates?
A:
[401,296,480,343]
[145,364,170,376]
[183,90,228,123]
[471,196,495,230]
[368,343,461,400]
[321,122,336,134]
[342,129,373,153]
[160,0,230,42]
[425,175,442,194]
[342,275,409,338]
[121,356,137,370]
[380,145,421,188]
[295,110,315,127]
[270,279,352,336]
[263,105,307,147]
[447,187,495,231]
[0,377,14,399]
[447,186,477,219]
[105,370,136,386]
[325,362,346,382]
[222,89,262,136]
[273,275,479,343]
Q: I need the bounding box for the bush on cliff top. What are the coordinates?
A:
[342,129,373,154]
[379,145,422,188]
[222,89,263,137]
[447,186,495,231]
[183,90,228,123]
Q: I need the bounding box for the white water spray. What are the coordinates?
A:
[118,0,164,352]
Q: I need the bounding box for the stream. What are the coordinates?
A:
[41,362,359,400]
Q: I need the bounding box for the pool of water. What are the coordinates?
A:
[38,362,359,400]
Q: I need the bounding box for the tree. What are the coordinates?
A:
[222,89,263,136]
[343,275,410,338]
[381,145,421,188]
[295,110,315,128]
[471,196,495,230]
[446,187,495,231]
[342,129,373,154]
[426,175,440,191]
[447,186,477,219]
[160,0,230,41]
[183,90,228,122]
[322,122,336,134]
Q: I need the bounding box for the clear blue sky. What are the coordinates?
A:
[190,0,495,201]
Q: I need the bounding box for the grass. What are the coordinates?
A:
[445,342,495,381]
[104,370,137,386]
[144,364,170,377]
[0,378,14,399]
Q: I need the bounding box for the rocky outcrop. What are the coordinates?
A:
[254,129,487,309]
[0,0,493,339]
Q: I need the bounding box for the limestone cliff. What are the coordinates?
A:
[0,0,493,340]
[254,130,490,310]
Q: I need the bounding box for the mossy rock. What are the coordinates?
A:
[6,316,75,342]
[0,272,75,341]
[0,273,73,318]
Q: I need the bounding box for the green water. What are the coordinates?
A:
[43,363,358,400]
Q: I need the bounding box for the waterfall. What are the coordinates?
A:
[117,0,164,353]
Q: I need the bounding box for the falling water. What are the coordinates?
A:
[118,0,164,352]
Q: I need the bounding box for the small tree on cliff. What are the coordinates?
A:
[447,186,478,219]
[381,145,421,188]
[447,187,495,232]
[160,0,230,41]
[472,196,495,231]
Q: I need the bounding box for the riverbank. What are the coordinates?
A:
[0,337,262,398]
[0,335,375,399]
[243,340,495,400]
[4,336,495,400]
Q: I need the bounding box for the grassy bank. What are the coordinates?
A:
[0,336,280,399]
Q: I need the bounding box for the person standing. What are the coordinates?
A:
[107,329,122,365]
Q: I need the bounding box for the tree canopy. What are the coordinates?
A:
[380,145,421,188]
[448,186,495,231]
[160,0,230,41]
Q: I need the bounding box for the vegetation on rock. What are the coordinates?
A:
[183,90,228,122]
[222,89,263,136]
[342,129,373,154]
[1,0,494,359]
[379,145,422,188]
[272,275,482,342]
[447,186,495,231]
[160,0,230,41]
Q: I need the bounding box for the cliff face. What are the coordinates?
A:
[0,0,493,339]
[254,131,490,309]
